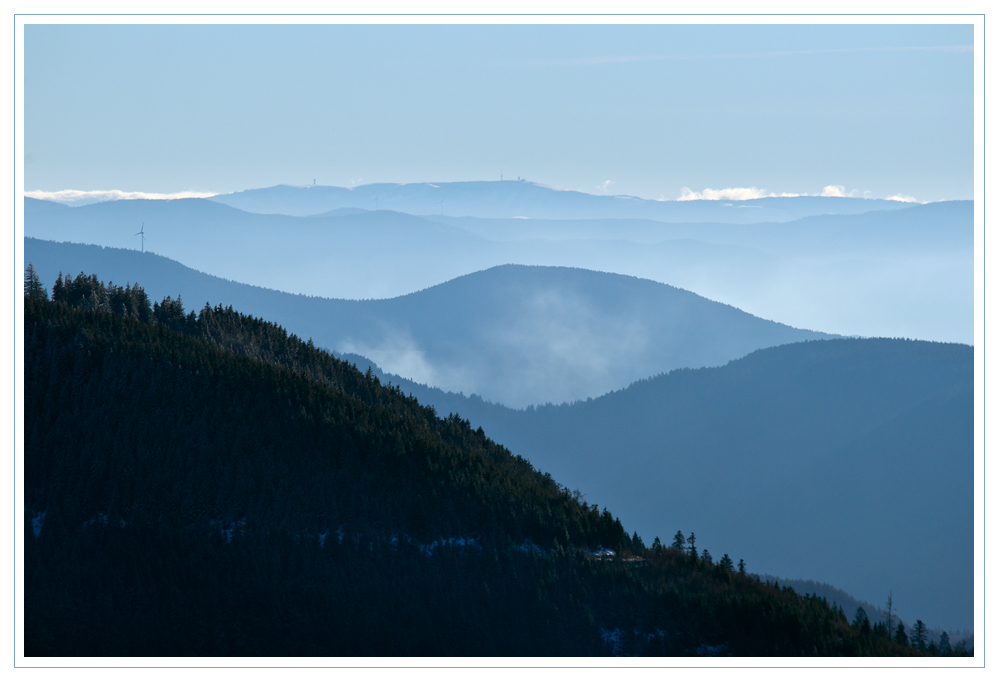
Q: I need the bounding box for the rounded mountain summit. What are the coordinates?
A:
[24,235,835,408]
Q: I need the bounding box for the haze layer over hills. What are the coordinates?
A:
[25,239,832,407]
[24,187,972,343]
[208,181,916,222]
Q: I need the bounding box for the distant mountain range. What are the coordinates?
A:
[24,197,491,300]
[25,238,833,407]
[24,195,972,342]
[434,200,971,256]
[208,181,918,223]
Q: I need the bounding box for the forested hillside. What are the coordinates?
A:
[22,270,956,657]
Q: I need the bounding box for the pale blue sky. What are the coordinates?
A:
[24,23,973,202]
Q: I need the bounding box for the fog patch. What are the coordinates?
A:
[486,288,652,406]
[332,288,656,408]
[337,332,442,389]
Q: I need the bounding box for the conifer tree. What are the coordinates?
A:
[939,631,951,654]
[894,622,907,646]
[687,532,697,559]
[910,620,928,650]
[884,592,894,632]
[853,607,871,635]
[51,271,64,301]
[671,530,685,551]
[24,263,47,301]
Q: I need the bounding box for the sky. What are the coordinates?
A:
[24,23,974,203]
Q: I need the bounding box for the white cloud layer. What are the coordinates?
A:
[678,185,922,203]
[678,186,769,201]
[677,186,801,201]
[25,189,217,207]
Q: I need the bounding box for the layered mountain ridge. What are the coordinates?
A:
[25,238,835,407]
[24,194,972,342]
[208,181,919,222]
[26,279,951,656]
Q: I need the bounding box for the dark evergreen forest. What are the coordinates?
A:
[23,269,966,657]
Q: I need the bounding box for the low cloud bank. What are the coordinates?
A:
[678,186,782,201]
[26,189,218,207]
[678,185,920,203]
[26,185,923,209]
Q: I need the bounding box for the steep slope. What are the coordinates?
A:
[208,181,915,222]
[23,292,620,656]
[24,284,934,657]
[757,576,973,653]
[25,239,834,408]
[343,339,974,632]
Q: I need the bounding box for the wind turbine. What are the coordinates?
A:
[135,223,146,253]
[370,191,380,211]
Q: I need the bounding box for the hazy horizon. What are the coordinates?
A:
[22,177,954,208]
[25,24,972,203]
